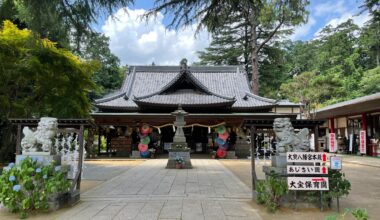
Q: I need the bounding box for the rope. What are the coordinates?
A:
[143,122,226,130]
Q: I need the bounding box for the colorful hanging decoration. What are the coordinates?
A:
[215,125,229,158]
[139,124,152,158]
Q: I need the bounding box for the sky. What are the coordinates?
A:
[96,0,370,65]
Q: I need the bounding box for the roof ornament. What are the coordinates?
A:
[180,58,188,71]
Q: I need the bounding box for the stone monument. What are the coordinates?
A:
[262,118,314,208]
[17,117,61,165]
[166,105,193,169]
[268,117,310,171]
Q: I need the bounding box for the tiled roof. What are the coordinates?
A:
[94,65,277,111]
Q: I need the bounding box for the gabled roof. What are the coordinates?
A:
[316,92,380,119]
[94,65,277,112]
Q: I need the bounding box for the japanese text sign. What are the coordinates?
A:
[329,133,336,152]
[360,130,366,154]
[286,152,328,163]
[287,165,328,175]
[288,177,329,191]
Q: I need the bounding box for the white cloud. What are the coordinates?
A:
[290,16,317,40]
[314,0,347,17]
[102,8,210,65]
[314,11,371,37]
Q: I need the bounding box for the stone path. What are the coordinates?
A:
[57,159,262,220]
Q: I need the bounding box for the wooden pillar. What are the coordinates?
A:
[16,124,22,155]
[329,118,335,133]
[314,125,319,152]
[361,113,367,131]
[71,125,84,193]
[250,125,257,192]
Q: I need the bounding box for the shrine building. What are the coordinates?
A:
[91,62,303,157]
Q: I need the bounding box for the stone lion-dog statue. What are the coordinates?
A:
[273,118,310,153]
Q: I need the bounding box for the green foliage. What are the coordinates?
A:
[306,169,351,208]
[0,20,97,119]
[256,171,288,212]
[147,0,309,93]
[359,67,380,94]
[81,32,124,98]
[325,208,369,220]
[0,157,71,218]
[0,0,133,51]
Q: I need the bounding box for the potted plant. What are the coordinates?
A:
[175,157,184,169]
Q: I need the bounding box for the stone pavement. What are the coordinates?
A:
[338,154,380,168]
[57,159,262,220]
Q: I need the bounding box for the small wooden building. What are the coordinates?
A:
[316,92,380,156]
[92,64,303,157]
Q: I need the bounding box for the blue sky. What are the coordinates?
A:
[96,0,370,65]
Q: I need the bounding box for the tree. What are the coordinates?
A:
[0,20,97,119]
[359,67,380,94]
[146,0,309,94]
[0,0,133,52]
[81,32,124,98]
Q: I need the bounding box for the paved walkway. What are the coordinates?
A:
[57,159,262,220]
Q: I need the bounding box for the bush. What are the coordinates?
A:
[256,171,288,212]
[0,157,71,218]
[325,208,369,220]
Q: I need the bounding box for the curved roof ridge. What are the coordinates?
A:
[95,67,135,104]
[244,92,276,103]
[134,70,235,101]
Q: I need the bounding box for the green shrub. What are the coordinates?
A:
[0,157,71,218]
[256,171,288,212]
[325,208,369,220]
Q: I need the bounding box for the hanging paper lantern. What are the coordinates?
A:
[138,143,148,152]
[218,131,229,141]
[140,124,151,134]
[216,148,227,158]
[215,137,226,146]
[140,136,151,145]
[140,150,150,158]
[215,125,226,134]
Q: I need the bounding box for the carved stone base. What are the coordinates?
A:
[166,149,192,169]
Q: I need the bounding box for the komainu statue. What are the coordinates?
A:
[21,117,58,153]
[273,118,310,153]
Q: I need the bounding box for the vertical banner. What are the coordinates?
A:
[349,134,353,152]
[360,130,366,154]
[329,133,336,152]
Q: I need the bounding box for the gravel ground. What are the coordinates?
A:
[221,159,380,220]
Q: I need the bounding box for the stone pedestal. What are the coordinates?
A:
[226,151,238,159]
[16,153,61,166]
[130,150,141,159]
[166,149,192,169]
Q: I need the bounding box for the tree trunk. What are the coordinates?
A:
[250,16,259,94]
[251,50,259,94]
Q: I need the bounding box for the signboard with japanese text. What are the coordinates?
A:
[287,177,329,191]
[286,152,328,163]
[330,156,342,170]
[360,130,366,154]
[349,134,353,152]
[287,165,328,175]
[329,133,337,152]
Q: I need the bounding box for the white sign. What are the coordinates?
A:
[287,165,328,175]
[349,134,353,152]
[288,177,329,191]
[286,152,328,163]
[330,156,342,170]
[360,130,366,154]
[329,133,337,152]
